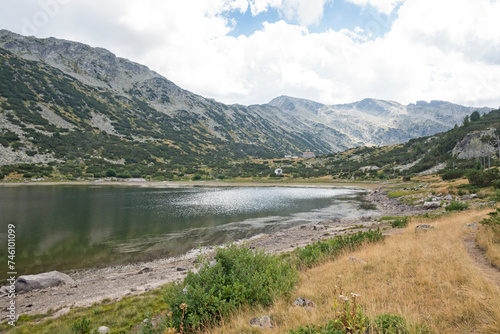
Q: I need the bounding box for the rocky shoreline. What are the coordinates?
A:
[0,187,425,321]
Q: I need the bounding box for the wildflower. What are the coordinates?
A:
[179,303,188,311]
[351,292,360,298]
[339,294,349,301]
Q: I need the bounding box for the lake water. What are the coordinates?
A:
[0,185,377,279]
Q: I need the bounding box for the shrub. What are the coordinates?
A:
[164,244,298,331]
[445,201,469,211]
[105,168,116,177]
[492,179,500,190]
[391,216,409,228]
[292,230,384,269]
[71,317,91,333]
[440,169,465,181]
[192,174,202,180]
[371,314,409,334]
[466,169,499,187]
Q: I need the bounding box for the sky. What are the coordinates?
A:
[0,0,499,108]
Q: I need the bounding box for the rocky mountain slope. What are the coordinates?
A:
[0,29,492,169]
[266,96,492,147]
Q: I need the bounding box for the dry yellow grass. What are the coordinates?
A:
[477,224,500,269]
[211,208,500,334]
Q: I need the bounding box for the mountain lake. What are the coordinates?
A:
[0,184,378,280]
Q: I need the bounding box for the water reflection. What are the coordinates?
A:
[0,186,377,278]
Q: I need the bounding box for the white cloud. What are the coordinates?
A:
[279,0,334,26]
[346,0,405,14]
[0,0,499,108]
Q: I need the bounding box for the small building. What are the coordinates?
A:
[274,168,283,176]
[284,155,292,158]
[302,152,315,159]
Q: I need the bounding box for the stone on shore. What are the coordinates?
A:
[423,201,441,209]
[15,271,75,293]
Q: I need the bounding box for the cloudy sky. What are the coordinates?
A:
[1,0,499,108]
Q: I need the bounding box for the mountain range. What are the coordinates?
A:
[0,29,492,167]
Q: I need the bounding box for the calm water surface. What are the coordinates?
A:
[0,185,377,278]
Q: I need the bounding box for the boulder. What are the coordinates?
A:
[137,267,152,275]
[249,315,274,328]
[423,201,441,209]
[444,194,453,201]
[470,194,478,199]
[293,297,316,309]
[15,271,75,293]
[98,326,110,334]
[415,224,435,232]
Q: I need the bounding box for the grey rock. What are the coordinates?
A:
[293,298,316,309]
[349,256,367,264]
[137,267,152,274]
[470,194,478,199]
[98,326,110,334]
[176,267,187,272]
[462,223,478,229]
[444,194,453,201]
[15,271,75,293]
[423,201,441,209]
[313,225,325,231]
[249,315,274,328]
[489,201,497,206]
[415,224,435,232]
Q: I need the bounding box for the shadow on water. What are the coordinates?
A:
[0,186,378,280]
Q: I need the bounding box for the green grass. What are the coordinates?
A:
[1,288,170,334]
[387,191,418,198]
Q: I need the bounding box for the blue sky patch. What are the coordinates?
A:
[224,0,399,39]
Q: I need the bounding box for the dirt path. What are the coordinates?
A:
[464,232,500,289]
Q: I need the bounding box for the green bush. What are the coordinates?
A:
[71,317,91,333]
[192,174,202,180]
[466,169,499,187]
[105,168,117,177]
[371,314,408,334]
[292,230,384,269]
[391,217,409,228]
[164,244,299,331]
[440,169,465,181]
[492,179,500,190]
[445,201,469,211]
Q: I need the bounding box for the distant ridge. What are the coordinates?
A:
[0,29,493,168]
